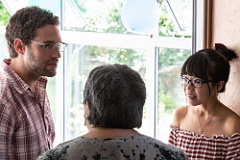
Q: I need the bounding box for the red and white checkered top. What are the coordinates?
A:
[168,125,240,159]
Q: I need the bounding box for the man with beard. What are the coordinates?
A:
[0,6,67,160]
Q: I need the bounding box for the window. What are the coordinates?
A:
[0,0,204,146]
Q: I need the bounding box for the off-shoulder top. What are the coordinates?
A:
[168,125,240,159]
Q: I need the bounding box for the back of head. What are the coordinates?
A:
[83,64,146,129]
[5,6,59,58]
[181,43,238,92]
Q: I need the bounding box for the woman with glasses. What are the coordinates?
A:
[168,43,240,159]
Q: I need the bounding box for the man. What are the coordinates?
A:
[0,6,67,159]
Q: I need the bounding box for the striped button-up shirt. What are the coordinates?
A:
[0,59,55,160]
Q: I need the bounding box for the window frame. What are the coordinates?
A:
[0,0,205,145]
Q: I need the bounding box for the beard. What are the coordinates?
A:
[26,49,58,77]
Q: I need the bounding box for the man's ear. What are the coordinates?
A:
[14,38,25,55]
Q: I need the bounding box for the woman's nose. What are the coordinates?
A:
[185,82,195,90]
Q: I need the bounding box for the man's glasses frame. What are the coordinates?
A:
[30,40,67,53]
[181,76,213,89]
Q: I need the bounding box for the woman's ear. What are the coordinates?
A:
[14,38,25,55]
[216,81,225,92]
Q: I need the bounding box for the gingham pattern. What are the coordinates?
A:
[0,59,55,160]
[168,125,240,160]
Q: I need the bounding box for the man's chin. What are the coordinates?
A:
[45,71,57,77]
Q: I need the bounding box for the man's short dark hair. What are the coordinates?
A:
[5,6,60,58]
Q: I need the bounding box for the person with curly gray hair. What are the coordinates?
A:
[0,6,66,159]
[36,64,188,160]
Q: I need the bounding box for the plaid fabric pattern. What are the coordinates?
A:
[0,60,55,160]
[168,125,240,159]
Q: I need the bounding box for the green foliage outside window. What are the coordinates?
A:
[0,1,191,139]
[0,1,10,26]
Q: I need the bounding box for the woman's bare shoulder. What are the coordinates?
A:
[174,105,188,114]
[221,106,240,134]
[172,106,188,127]
[228,111,240,133]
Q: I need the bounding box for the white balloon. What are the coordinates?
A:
[121,0,160,34]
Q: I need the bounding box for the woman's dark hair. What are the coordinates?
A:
[83,64,146,129]
[5,6,59,58]
[181,43,238,92]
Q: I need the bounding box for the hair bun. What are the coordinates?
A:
[214,43,238,61]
